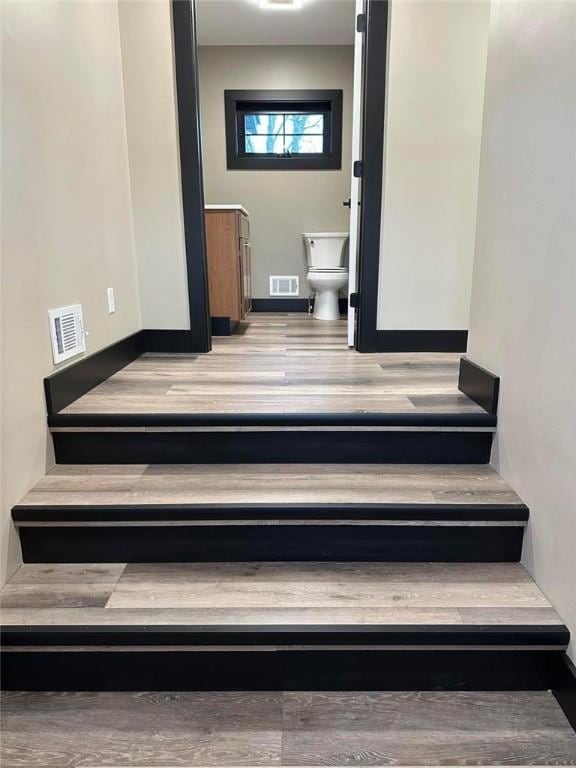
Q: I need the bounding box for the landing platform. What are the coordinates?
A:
[57,314,484,417]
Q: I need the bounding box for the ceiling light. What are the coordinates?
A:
[257,0,303,10]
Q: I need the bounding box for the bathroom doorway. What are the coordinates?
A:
[172,0,389,353]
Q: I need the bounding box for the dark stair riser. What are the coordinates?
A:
[4,625,567,646]
[1,648,567,692]
[17,523,525,563]
[51,430,494,464]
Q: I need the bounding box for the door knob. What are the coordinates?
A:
[343,198,351,208]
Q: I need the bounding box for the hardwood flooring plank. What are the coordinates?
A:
[1,730,281,767]
[282,690,572,731]
[105,582,548,610]
[106,562,548,611]
[117,562,534,584]
[458,607,565,625]
[0,606,464,626]
[0,565,125,610]
[282,728,576,765]
[0,691,282,767]
[5,564,125,585]
[0,585,115,610]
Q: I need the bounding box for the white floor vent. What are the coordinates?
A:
[270,276,299,297]
[48,304,86,365]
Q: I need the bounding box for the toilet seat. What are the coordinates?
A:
[308,267,348,273]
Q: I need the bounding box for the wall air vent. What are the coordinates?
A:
[270,276,299,297]
[48,304,86,365]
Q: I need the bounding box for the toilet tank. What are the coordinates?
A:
[303,232,349,269]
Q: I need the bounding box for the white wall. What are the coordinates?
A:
[198,45,354,299]
[377,0,490,330]
[118,0,190,330]
[468,0,576,659]
[1,0,141,584]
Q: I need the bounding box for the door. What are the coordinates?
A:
[347,0,367,347]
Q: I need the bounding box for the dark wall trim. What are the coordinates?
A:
[459,357,500,414]
[553,654,576,733]
[355,0,388,352]
[1,648,565,692]
[171,0,211,352]
[44,330,201,415]
[250,298,348,314]
[362,330,468,353]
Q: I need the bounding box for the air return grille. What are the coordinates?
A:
[48,304,86,364]
[270,276,299,297]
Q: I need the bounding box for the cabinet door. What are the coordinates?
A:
[240,240,252,315]
[205,211,242,322]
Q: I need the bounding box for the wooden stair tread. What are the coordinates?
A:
[15,464,524,511]
[1,563,566,643]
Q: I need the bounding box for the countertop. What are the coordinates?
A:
[205,204,250,217]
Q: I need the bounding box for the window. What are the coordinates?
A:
[224,90,343,170]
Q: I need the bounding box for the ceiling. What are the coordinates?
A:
[196,0,356,46]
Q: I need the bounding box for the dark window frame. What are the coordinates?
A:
[224,89,343,171]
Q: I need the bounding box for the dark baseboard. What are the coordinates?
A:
[553,654,576,733]
[459,357,500,414]
[16,522,524,564]
[250,298,348,314]
[210,317,240,336]
[251,298,310,312]
[50,428,494,465]
[140,329,198,354]
[44,329,200,414]
[0,645,567,692]
[44,332,144,414]
[359,330,468,353]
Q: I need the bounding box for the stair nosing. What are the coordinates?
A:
[47,412,497,429]
[12,502,530,524]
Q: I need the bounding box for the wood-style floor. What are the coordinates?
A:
[2,689,576,766]
[60,314,484,415]
[0,562,562,626]
[16,463,522,507]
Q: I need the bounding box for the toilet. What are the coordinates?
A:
[303,232,349,321]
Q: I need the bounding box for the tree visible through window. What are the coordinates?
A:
[225,90,342,170]
[244,113,325,156]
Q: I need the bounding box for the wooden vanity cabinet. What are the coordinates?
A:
[205,208,251,333]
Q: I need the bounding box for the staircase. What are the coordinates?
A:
[0,317,573,714]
